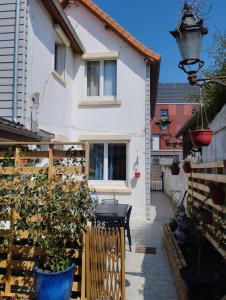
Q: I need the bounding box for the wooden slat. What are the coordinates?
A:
[0,166,48,175]
[188,180,209,193]
[192,161,225,169]
[204,232,226,258]
[0,141,86,146]
[191,172,226,183]
[188,189,226,213]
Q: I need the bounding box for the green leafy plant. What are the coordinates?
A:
[0,175,94,272]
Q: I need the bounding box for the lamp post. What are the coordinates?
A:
[170,2,226,87]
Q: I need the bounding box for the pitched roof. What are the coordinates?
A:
[60,0,160,62]
[0,117,43,141]
[41,0,84,54]
[59,0,161,117]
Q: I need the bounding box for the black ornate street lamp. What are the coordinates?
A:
[170,2,226,86]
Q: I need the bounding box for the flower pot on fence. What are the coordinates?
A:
[183,161,192,173]
[209,190,225,205]
[189,129,213,147]
[34,263,75,300]
[170,166,180,175]
[197,209,212,224]
[180,266,219,300]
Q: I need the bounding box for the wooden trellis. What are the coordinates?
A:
[188,160,226,259]
[0,141,89,299]
[85,227,125,300]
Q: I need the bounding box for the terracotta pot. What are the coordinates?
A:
[170,166,180,175]
[209,190,225,205]
[189,129,213,147]
[198,210,212,224]
[183,162,191,173]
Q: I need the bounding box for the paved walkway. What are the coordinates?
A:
[125,191,178,300]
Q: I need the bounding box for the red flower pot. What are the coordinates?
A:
[209,190,225,205]
[170,166,180,175]
[183,162,191,173]
[135,171,140,178]
[189,129,213,147]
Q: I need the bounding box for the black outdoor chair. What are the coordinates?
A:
[125,205,132,251]
[101,199,118,204]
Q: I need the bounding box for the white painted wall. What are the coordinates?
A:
[202,104,226,162]
[65,3,149,218]
[24,0,151,218]
[26,0,77,140]
[162,164,188,206]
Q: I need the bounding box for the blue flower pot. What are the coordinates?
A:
[34,263,75,300]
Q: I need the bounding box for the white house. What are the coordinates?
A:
[0,0,160,219]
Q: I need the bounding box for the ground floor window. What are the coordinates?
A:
[89,142,127,181]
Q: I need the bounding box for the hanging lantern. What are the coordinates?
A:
[170,2,208,83]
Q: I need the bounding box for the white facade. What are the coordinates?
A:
[23,0,158,219]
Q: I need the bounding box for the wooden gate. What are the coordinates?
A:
[151,157,164,191]
[85,227,125,300]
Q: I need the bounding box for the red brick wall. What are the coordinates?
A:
[151,104,198,150]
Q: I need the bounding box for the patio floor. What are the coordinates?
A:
[125,191,178,300]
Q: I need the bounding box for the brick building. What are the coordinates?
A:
[151,83,199,190]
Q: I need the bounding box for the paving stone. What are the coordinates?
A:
[125,191,178,300]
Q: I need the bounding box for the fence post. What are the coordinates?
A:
[85,228,90,300]
[120,227,126,300]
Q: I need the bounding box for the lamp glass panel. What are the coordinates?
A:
[176,29,203,64]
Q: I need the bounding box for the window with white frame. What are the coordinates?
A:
[54,33,66,78]
[152,135,160,150]
[89,142,126,181]
[87,60,117,97]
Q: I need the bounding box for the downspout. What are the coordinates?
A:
[12,0,21,122]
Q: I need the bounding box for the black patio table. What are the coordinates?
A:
[93,203,129,228]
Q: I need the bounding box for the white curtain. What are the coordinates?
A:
[87,61,100,96]
[104,60,116,96]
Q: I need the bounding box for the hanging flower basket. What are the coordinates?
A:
[189,129,213,147]
[183,160,192,173]
[170,165,180,175]
[208,181,225,205]
[197,209,212,224]
[209,190,225,205]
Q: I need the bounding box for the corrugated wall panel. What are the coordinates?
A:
[0,0,27,121]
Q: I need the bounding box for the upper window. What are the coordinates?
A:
[54,33,66,78]
[89,142,126,181]
[152,135,160,150]
[87,60,117,97]
[160,109,169,129]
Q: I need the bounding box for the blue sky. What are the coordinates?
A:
[92,0,226,83]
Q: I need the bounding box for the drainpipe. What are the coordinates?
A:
[12,0,21,122]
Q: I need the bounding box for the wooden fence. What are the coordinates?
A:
[0,142,88,299]
[0,142,126,299]
[85,227,125,300]
[188,160,226,259]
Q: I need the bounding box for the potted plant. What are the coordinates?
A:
[207,181,225,205]
[170,158,180,175]
[189,128,213,147]
[0,175,94,300]
[182,159,192,173]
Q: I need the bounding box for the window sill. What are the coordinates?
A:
[79,99,121,107]
[52,71,66,87]
[89,184,132,194]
